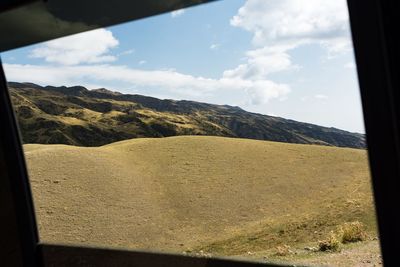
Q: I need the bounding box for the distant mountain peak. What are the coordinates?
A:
[8,82,42,89]
[91,88,122,96]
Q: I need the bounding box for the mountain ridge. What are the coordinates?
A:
[8,82,366,148]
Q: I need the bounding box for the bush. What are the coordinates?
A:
[318,221,367,252]
[318,231,341,252]
[275,245,292,256]
[338,221,367,243]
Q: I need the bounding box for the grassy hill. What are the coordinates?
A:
[9,82,366,148]
[25,136,378,265]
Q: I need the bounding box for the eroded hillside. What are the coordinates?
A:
[9,82,366,148]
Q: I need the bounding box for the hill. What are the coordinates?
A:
[25,136,378,262]
[9,82,366,148]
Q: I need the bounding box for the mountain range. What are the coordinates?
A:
[8,82,366,148]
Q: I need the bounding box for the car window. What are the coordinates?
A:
[1,1,382,266]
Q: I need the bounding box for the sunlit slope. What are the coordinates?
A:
[24,136,376,253]
[10,82,366,148]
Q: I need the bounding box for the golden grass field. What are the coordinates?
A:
[24,136,381,266]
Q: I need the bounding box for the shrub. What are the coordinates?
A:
[318,231,341,252]
[275,245,292,256]
[318,221,367,252]
[337,221,367,243]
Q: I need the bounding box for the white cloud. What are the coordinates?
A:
[10,0,351,107]
[171,9,185,18]
[344,62,356,69]
[223,47,297,80]
[228,0,352,81]
[4,63,290,104]
[314,94,328,100]
[231,0,351,51]
[29,28,119,65]
[210,44,220,50]
[245,81,290,105]
[321,37,352,58]
[301,94,328,102]
[118,49,135,56]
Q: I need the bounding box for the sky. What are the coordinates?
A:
[0,0,365,133]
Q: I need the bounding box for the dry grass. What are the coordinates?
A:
[338,221,368,243]
[275,245,292,256]
[317,221,368,252]
[318,231,341,252]
[261,240,382,267]
[24,136,378,260]
[57,116,88,126]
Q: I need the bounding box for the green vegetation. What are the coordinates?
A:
[9,82,366,148]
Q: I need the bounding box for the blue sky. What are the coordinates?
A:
[0,0,365,133]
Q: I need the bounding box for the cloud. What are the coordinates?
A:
[231,0,351,51]
[3,63,290,104]
[223,47,296,80]
[301,94,328,102]
[29,28,119,65]
[314,94,328,100]
[171,9,185,18]
[245,81,290,105]
[6,2,316,106]
[321,37,352,58]
[344,62,356,69]
[210,44,220,50]
[118,49,135,56]
[228,0,352,81]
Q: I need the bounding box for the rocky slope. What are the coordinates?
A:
[8,82,366,148]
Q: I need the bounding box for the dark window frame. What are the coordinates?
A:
[1,0,399,266]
